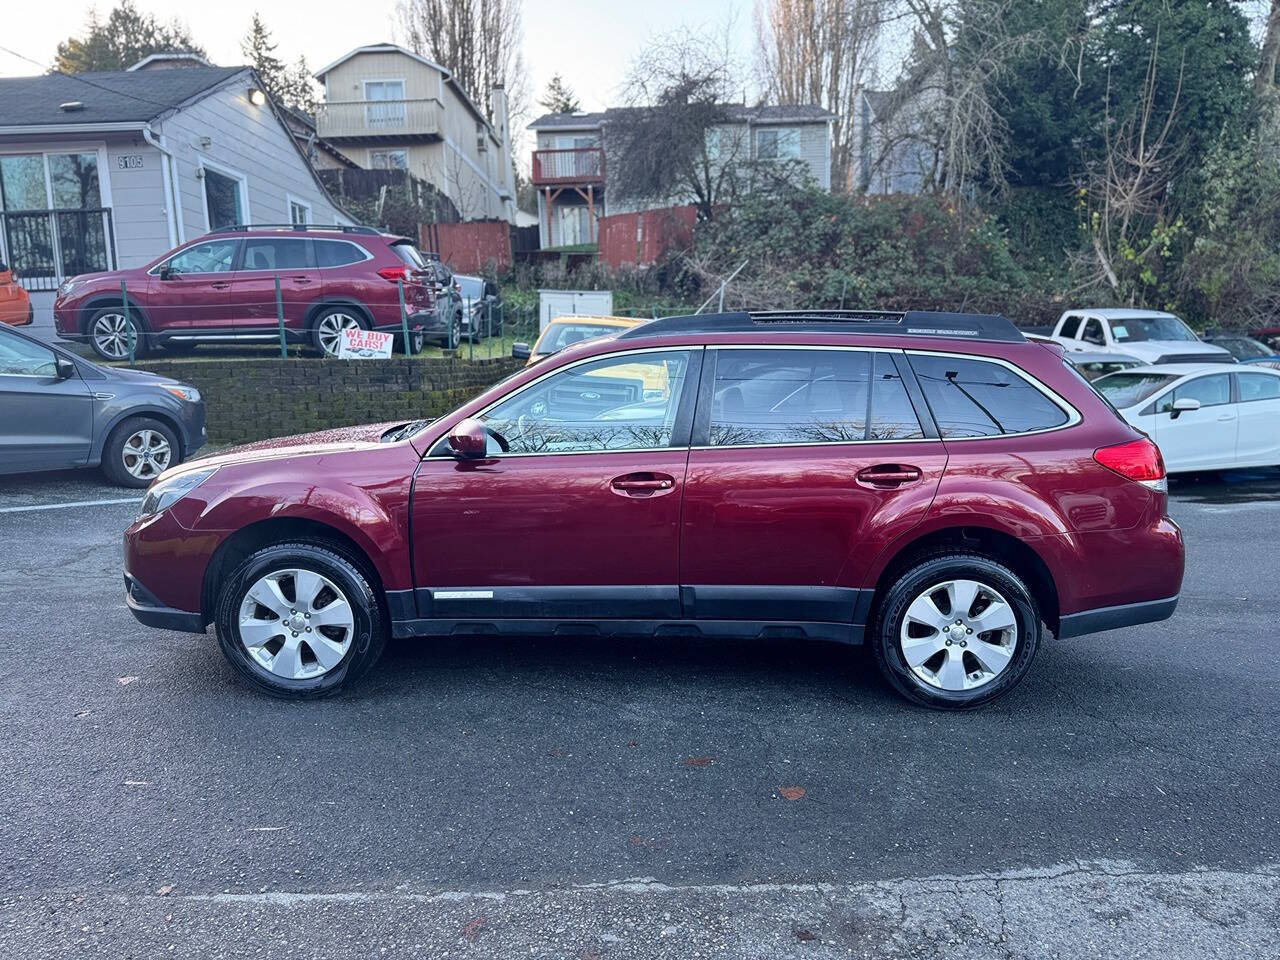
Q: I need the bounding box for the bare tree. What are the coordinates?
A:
[754,0,886,191]
[1257,0,1280,122]
[608,28,752,220]
[1072,41,1185,300]
[395,0,530,129]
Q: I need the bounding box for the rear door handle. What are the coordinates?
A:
[610,472,676,497]
[856,464,923,488]
[288,276,314,284]
[210,281,230,289]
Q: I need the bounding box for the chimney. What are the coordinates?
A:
[489,84,508,146]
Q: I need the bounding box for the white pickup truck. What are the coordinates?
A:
[1048,308,1232,365]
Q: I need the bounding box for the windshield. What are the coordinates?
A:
[1216,337,1275,360]
[456,276,485,300]
[1109,315,1197,343]
[1093,371,1178,408]
[535,322,622,356]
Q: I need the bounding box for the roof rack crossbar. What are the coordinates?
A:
[614,309,1026,343]
[209,223,381,235]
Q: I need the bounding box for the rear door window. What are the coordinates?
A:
[1058,315,1082,338]
[1238,372,1280,402]
[908,354,1070,437]
[707,348,923,446]
[240,238,313,271]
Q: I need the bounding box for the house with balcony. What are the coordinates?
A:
[0,60,352,340]
[313,44,517,223]
[529,104,833,249]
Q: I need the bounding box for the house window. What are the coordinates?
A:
[370,149,409,170]
[203,167,245,229]
[365,80,406,128]
[289,198,312,225]
[756,127,802,161]
[0,155,48,210]
[49,153,101,209]
[0,151,109,285]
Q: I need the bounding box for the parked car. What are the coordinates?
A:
[1093,363,1280,473]
[424,257,464,350]
[0,261,32,326]
[1202,332,1280,368]
[513,315,641,364]
[0,323,205,486]
[1026,335,1141,379]
[1048,308,1232,365]
[455,275,501,341]
[121,309,1183,708]
[52,224,448,360]
[1253,327,1280,353]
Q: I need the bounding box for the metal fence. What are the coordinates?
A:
[0,208,116,292]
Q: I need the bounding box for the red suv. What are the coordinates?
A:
[122,311,1184,708]
[54,225,462,359]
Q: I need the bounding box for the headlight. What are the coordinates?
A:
[161,384,201,402]
[57,278,82,297]
[138,466,217,519]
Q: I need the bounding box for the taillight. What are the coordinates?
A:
[377,266,415,283]
[1094,438,1166,491]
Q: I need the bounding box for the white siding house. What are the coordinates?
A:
[0,63,354,341]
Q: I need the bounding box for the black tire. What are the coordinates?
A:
[311,305,369,357]
[397,324,425,356]
[214,541,387,699]
[100,416,180,488]
[446,310,463,351]
[86,305,149,361]
[871,552,1041,710]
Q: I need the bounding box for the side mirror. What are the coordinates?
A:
[512,342,531,361]
[158,265,175,280]
[1170,397,1200,419]
[55,356,77,380]
[447,417,488,459]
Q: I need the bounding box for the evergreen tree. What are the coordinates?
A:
[54,0,205,73]
[241,13,317,113]
[538,73,581,114]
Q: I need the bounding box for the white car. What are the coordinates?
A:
[1093,363,1280,473]
[1050,309,1232,365]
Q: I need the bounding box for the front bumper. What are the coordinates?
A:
[124,572,206,633]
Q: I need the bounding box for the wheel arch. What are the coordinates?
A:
[79,295,153,336]
[94,407,186,466]
[200,516,388,625]
[304,297,374,331]
[866,525,1061,635]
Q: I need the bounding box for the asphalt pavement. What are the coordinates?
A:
[1,466,1278,958]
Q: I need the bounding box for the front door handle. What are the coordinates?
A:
[288,276,314,284]
[856,464,923,488]
[210,281,230,289]
[610,472,676,497]
[1217,413,1236,421]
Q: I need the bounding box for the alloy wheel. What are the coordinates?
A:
[92,312,137,360]
[121,428,171,481]
[237,568,354,680]
[316,312,362,356]
[899,578,1019,692]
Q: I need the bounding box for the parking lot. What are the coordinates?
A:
[1,468,1278,959]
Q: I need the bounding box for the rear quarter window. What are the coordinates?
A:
[908,354,1070,438]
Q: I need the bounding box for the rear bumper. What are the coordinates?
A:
[124,572,206,633]
[1057,594,1179,639]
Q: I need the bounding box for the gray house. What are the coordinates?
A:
[0,62,353,339]
[528,104,834,249]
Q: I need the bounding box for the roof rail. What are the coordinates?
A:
[208,223,382,236]
[615,309,1026,343]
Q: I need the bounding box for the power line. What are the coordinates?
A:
[0,42,185,111]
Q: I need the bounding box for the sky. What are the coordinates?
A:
[0,0,757,122]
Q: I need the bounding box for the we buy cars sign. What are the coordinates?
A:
[337,328,394,359]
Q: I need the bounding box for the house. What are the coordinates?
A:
[313,43,517,223]
[0,62,355,339]
[528,104,834,249]
[851,86,938,195]
[279,105,359,172]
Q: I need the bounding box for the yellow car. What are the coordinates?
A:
[514,315,670,399]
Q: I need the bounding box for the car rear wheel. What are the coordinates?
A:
[312,307,367,357]
[88,307,148,361]
[214,542,386,699]
[871,553,1040,709]
[101,416,179,487]
[446,310,462,350]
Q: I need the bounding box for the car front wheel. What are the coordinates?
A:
[88,307,148,361]
[871,553,1040,709]
[214,542,386,698]
[101,416,179,487]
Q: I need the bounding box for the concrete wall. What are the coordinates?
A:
[128,355,523,444]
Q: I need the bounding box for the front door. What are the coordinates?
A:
[678,347,947,624]
[1151,373,1237,471]
[0,333,92,473]
[149,238,238,331]
[225,236,320,333]
[410,348,700,620]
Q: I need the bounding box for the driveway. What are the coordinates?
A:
[0,469,1277,958]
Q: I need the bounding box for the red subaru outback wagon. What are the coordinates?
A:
[123,311,1184,708]
[54,224,458,360]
